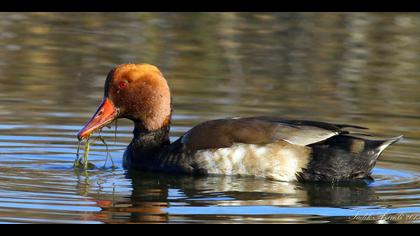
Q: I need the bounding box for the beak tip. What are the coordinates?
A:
[76,132,84,141]
[77,98,117,142]
[77,129,89,141]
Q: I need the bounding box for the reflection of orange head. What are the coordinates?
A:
[91,198,168,223]
[96,200,113,207]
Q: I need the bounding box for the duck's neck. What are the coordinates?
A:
[123,122,171,169]
[131,122,171,153]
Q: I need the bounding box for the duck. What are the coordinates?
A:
[77,64,403,182]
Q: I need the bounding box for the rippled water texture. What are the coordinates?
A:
[0,13,419,224]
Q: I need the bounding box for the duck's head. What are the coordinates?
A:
[77,64,171,140]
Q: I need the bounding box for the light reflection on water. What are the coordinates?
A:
[0,12,419,223]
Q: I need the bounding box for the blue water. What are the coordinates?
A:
[0,12,419,223]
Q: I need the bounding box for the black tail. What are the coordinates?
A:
[297,135,403,182]
[367,135,403,156]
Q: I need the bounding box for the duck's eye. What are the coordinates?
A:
[119,81,128,89]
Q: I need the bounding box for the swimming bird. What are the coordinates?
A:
[77,64,402,182]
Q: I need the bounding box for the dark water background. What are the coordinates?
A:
[0,12,419,223]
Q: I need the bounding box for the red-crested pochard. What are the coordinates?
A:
[77,64,402,182]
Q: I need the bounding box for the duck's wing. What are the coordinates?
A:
[180,117,368,151]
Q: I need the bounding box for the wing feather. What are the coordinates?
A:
[180,117,364,150]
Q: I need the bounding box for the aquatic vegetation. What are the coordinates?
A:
[74,135,94,170]
[74,129,116,170]
[98,135,116,169]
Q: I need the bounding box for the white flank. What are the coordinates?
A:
[193,142,309,182]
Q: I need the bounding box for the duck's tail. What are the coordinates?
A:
[370,135,403,157]
[299,135,403,182]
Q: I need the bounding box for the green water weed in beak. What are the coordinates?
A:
[74,130,115,170]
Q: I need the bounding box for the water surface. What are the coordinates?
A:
[0,12,419,224]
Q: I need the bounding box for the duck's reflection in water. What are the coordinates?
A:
[90,170,378,223]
